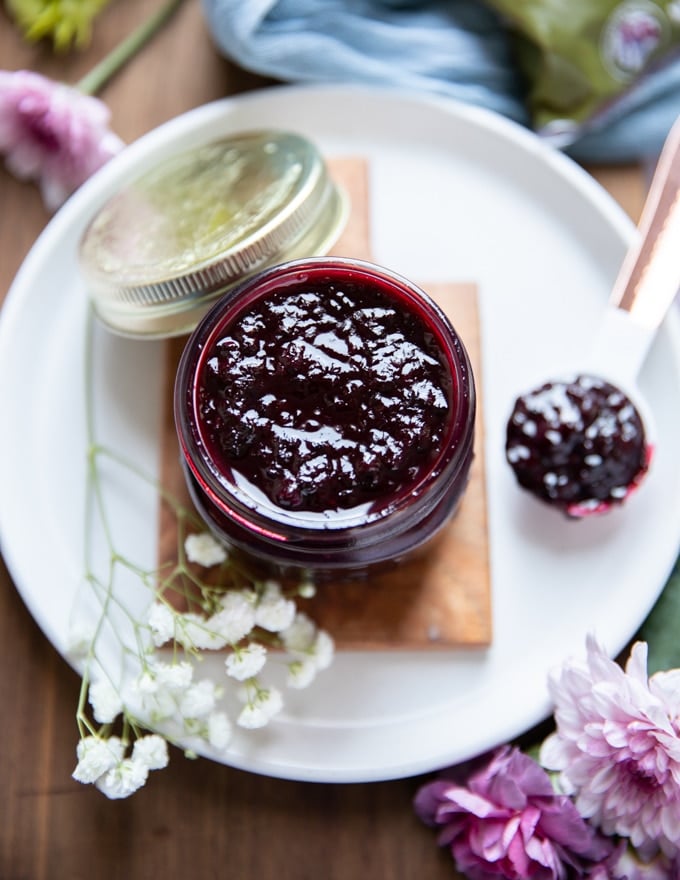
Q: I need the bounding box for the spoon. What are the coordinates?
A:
[505,114,680,517]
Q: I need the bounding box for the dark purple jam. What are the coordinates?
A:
[505,374,648,515]
[195,279,452,513]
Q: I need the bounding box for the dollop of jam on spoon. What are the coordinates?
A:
[506,115,680,517]
[506,375,649,517]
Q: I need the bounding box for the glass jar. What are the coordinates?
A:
[174,257,476,581]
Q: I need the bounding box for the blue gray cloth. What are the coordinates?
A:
[201,0,680,164]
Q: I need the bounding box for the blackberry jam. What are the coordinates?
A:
[175,257,476,578]
[505,374,649,517]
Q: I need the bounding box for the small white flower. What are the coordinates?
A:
[135,671,159,695]
[207,711,232,750]
[184,532,228,567]
[298,579,316,599]
[66,617,97,659]
[147,602,176,647]
[128,674,176,721]
[72,735,125,784]
[237,703,269,729]
[258,580,283,601]
[280,612,317,653]
[237,687,283,729]
[255,589,296,633]
[88,678,123,724]
[287,657,318,689]
[95,758,149,799]
[179,680,219,719]
[209,591,257,644]
[176,612,228,650]
[151,660,194,692]
[311,630,334,671]
[225,643,267,681]
[284,629,334,688]
[132,734,169,771]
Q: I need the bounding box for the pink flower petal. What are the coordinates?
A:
[541,635,680,857]
[415,746,617,879]
[0,69,123,211]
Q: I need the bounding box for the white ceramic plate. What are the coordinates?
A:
[2,84,680,783]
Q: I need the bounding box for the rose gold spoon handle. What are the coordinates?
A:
[592,115,680,386]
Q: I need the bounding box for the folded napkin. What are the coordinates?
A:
[201,0,680,163]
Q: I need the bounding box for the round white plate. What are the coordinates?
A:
[2,84,680,783]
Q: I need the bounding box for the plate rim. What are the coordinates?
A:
[2,82,680,783]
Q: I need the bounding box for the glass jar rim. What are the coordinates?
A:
[174,257,476,558]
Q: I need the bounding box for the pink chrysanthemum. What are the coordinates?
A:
[614,847,680,879]
[414,745,615,879]
[0,69,123,211]
[541,635,680,859]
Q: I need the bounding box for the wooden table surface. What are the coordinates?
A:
[0,3,647,878]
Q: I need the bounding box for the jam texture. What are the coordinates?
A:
[197,279,451,513]
[505,374,648,515]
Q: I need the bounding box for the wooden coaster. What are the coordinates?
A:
[158,157,492,648]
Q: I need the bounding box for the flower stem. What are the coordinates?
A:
[76,0,186,96]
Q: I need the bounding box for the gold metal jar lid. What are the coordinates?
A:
[78,130,349,338]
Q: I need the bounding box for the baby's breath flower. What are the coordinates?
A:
[208,591,257,644]
[72,735,124,784]
[179,680,220,720]
[95,757,149,800]
[184,532,228,567]
[225,643,267,681]
[134,671,159,696]
[237,685,283,729]
[147,601,176,647]
[297,579,316,599]
[151,660,193,692]
[255,581,296,632]
[132,734,169,771]
[88,678,123,724]
[280,612,317,654]
[66,617,97,659]
[285,629,334,688]
[287,657,318,689]
[207,712,232,750]
[128,674,175,722]
[126,660,195,724]
[311,631,334,670]
[175,612,228,651]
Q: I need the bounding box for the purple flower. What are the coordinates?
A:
[414,746,615,879]
[0,69,123,211]
[540,636,680,860]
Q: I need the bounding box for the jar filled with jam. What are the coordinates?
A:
[174,257,476,580]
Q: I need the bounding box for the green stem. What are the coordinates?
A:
[76,0,186,96]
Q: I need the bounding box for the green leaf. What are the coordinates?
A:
[639,554,680,674]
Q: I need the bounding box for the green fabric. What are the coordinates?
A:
[640,555,680,674]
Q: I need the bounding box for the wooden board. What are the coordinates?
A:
[158,157,492,648]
